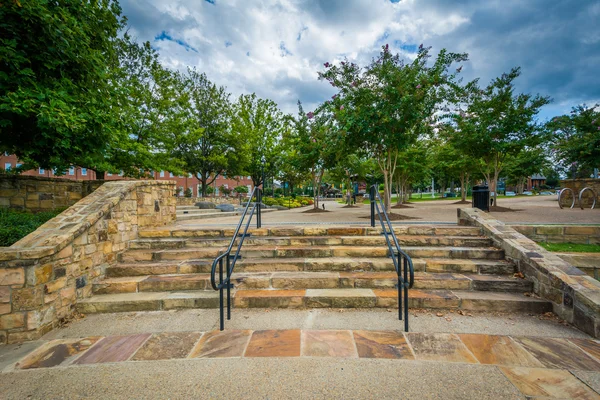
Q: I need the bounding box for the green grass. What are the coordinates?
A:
[0,208,65,247]
[538,242,600,253]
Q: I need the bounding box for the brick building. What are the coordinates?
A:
[0,154,253,197]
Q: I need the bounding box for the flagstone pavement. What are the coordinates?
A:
[2,328,600,399]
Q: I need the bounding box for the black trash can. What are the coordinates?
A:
[472,185,490,211]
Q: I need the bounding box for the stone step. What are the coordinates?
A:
[93,271,532,295]
[77,288,551,314]
[118,246,505,262]
[106,257,515,277]
[138,225,484,239]
[128,235,493,250]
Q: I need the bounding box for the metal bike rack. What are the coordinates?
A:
[558,188,576,209]
[578,187,597,210]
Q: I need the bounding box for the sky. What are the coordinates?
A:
[120,0,600,121]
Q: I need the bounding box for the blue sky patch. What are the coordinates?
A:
[279,41,292,57]
[154,31,198,52]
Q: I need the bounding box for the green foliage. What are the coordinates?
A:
[449,67,550,203]
[0,208,65,246]
[171,69,244,196]
[0,0,124,172]
[546,104,600,177]
[319,44,468,210]
[233,93,287,187]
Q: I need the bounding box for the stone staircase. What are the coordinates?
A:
[77,225,552,314]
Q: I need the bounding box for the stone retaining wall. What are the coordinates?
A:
[459,208,600,338]
[0,180,175,344]
[0,175,106,212]
[560,178,600,207]
[510,225,600,244]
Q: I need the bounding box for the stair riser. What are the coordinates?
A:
[119,248,505,262]
[77,295,550,314]
[138,226,484,239]
[106,260,514,277]
[94,276,532,294]
[129,237,493,250]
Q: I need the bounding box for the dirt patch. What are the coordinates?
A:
[302,208,331,213]
[452,200,471,205]
[360,213,420,221]
[489,206,523,213]
[391,203,414,209]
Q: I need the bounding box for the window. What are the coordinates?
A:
[160,171,165,178]
[4,163,11,171]
[81,168,87,176]
[39,168,45,174]
[69,167,75,176]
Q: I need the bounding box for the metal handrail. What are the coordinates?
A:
[369,185,414,331]
[210,186,262,330]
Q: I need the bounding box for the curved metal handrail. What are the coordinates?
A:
[558,188,576,209]
[370,185,414,331]
[579,187,597,210]
[210,186,262,330]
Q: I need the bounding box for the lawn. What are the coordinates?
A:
[0,208,65,246]
[538,242,600,253]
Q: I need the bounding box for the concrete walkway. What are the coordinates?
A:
[174,196,600,227]
[1,309,599,399]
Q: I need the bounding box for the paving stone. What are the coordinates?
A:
[245,329,301,357]
[514,337,600,371]
[74,334,151,364]
[189,330,251,358]
[405,332,478,363]
[301,330,357,358]
[16,337,101,369]
[131,332,202,361]
[353,330,414,359]
[499,366,599,399]
[458,334,543,367]
[570,338,600,361]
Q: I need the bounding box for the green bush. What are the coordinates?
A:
[0,208,65,246]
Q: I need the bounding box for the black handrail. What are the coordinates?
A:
[210,187,262,330]
[369,185,415,331]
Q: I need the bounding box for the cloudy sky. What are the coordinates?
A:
[121,0,600,121]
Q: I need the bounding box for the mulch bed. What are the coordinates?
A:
[302,208,331,213]
[360,213,419,221]
[489,206,523,213]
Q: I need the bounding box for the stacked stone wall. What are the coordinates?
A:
[0,180,175,344]
[0,174,107,212]
[459,208,600,338]
[560,178,600,207]
[510,225,600,244]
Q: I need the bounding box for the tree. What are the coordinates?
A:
[450,67,550,205]
[0,0,124,172]
[547,104,600,177]
[172,69,244,196]
[233,93,286,188]
[289,102,342,209]
[319,44,468,212]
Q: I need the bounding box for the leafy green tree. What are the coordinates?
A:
[449,67,550,205]
[547,104,600,177]
[0,0,124,172]
[319,44,468,211]
[172,69,244,196]
[233,93,286,188]
[504,147,548,194]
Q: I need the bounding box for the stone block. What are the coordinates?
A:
[0,312,25,329]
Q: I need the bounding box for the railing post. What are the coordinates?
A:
[370,185,375,227]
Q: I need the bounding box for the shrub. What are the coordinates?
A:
[0,208,65,246]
